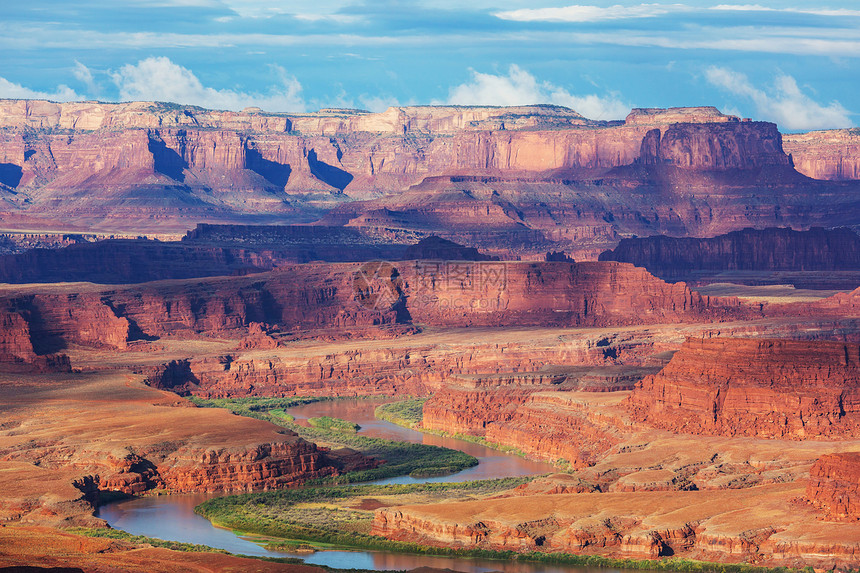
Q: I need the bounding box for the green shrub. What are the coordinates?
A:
[374,398,426,429]
[307,416,360,433]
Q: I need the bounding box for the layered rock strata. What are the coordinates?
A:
[370,483,860,567]
[5,100,856,258]
[0,371,344,500]
[627,338,860,439]
[784,129,860,181]
[806,453,860,520]
[422,387,628,467]
[0,261,751,360]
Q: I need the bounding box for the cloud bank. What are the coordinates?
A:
[705,66,852,131]
[110,57,306,112]
[495,3,686,22]
[445,65,629,120]
[0,77,81,102]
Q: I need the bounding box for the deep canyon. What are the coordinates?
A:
[1,100,860,572]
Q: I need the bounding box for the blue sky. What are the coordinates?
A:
[1,1,858,131]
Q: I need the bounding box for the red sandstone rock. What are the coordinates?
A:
[806,453,860,520]
[402,260,748,328]
[422,387,626,467]
[0,261,751,358]
[0,308,36,363]
[627,337,860,439]
[784,129,860,180]
[3,99,856,260]
[157,440,335,493]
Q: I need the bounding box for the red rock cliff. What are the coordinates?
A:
[806,453,860,520]
[403,260,748,327]
[784,129,860,180]
[627,337,860,439]
[0,261,750,357]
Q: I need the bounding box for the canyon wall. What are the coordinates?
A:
[599,227,860,278]
[4,99,846,257]
[370,483,860,567]
[401,260,749,328]
[806,453,860,520]
[0,261,751,361]
[422,386,626,467]
[627,337,860,439]
[784,129,860,181]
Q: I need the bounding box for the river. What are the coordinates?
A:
[98,399,612,572]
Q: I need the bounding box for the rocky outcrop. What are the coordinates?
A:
[784,129,860,180]
[806,453,860,520]
[0,261,752,356]
[627,338,860,439]
[371,483,860,567]
[157,440,335,493]
[422,387,626,467]
[402,260,749,328]
[599,227,860,280]
[636,120,789,170]
[401,236,498,261]
[0,307,37,363]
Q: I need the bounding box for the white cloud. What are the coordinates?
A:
[711,5,860,17]
[704,66,852,130]
[110,56,306,112]
[72,61,100,97]
[445,65,629,120]
[358,95,400,113]
[217,0,353,19]
[0,77,81,102]
[293,13,363,24]
[495,3,687,22]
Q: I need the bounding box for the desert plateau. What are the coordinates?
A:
[3,3,860,570]
[0,98,858,572]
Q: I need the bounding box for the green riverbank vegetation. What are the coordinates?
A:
[194,481,813,573]
[189,396,477,482]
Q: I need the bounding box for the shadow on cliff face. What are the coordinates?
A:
[245,148,292,188]
[0,163,23,188]
[307,149,353,192]
[147,135,187,182]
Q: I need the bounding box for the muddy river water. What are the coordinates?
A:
[99,399,625,572]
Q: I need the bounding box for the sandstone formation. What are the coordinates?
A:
[422,387,627,467]
[371,483,860,568]
[627,337,860,439]
[2,100,859,258]
[806,453,860,520]
[183,316,860,399]
[0,261,752,362]
[401,260,748,328]
[0,371,345,502]
[784,129,860,180]
[599,227,860,286]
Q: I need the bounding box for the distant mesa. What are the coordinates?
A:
[545,251,575,262]
[0,99,857,259]
[599,227,860,290]
[401,236,498,261]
